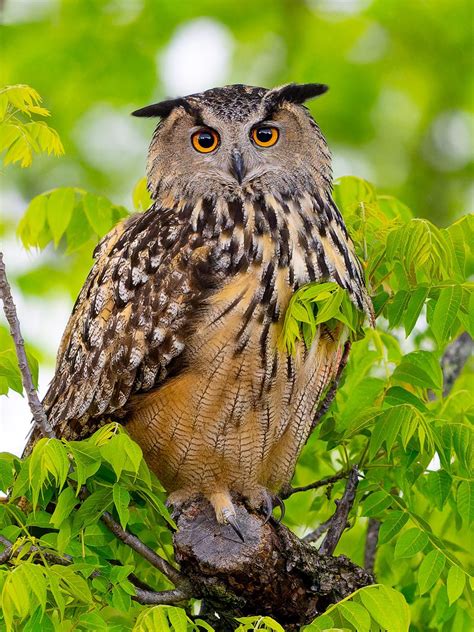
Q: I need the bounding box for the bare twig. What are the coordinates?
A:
[319,466,359,556]
[282,470,348,499]
[0,252,54,438]
[303,517,332,543]
[100,509,188,590]
[0,532,189,606]
[364,518,380,574]
[0,534,71,567]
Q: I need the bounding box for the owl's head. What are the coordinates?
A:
[132,83,331,203]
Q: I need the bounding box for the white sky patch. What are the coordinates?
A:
[159,18,234,95]
[424,110,474,172]
[347,23,388,64]
[332,146,375,182]
[74,105,147,175]
[308,0,372,18]
[1,0,58,24]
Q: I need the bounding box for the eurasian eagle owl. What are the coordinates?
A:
[25,84,372,537]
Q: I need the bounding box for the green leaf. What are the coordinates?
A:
[457,480,474,525]
[361,491,392,517]
[378,511,409,544]
[430,285,463,345]
[68,441,101,491]
[359,585,410,632]
[404,286,429,335]
[132,177,152,211]
[72,487,113,535]
[50,486,77,528]
[418,549,445,594]
[369,405,411,460]
[447,565,466,605]
[112,483,131,530]
[83,192,114,236]
[392,350,443,391]
[46,188,75,245]
[394,528,429,558]
[424,470,452,511]
[339,601,370,632]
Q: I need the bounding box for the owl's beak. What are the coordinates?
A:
[229,149,247,184]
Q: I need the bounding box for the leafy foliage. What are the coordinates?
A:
[0,85,63,167]
[1,87,473,630]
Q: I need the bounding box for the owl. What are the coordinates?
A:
[25,84,372,537]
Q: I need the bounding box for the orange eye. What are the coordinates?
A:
[191,128,219,153]
[251,126,279,147]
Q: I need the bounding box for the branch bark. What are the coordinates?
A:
[173,497,373,627]
[364,518,380,574]
[0,252,54,438]
[319,466,359,556]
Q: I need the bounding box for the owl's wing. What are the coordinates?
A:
[27,205,210,448]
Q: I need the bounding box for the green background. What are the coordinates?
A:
[2,0,473,225]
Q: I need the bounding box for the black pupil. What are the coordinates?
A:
[256,127,273,143]
[198,131,214,148]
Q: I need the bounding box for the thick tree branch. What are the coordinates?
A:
[319,466,359,556]
[0,252,54,438]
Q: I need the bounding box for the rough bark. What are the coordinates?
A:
[173,498,373,629]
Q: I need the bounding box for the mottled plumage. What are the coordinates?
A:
[25,84,372,527]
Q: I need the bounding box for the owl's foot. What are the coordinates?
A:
[261,491,286,525]
[209,491,245,542]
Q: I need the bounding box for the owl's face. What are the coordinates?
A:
[133,84,332,202]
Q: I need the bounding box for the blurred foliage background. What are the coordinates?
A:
[2,0,473,224]
[0,0,473,447]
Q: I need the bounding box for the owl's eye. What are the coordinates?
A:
[191,128,219,153]
[251,126,279,148]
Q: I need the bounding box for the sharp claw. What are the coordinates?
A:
[262,493,286,525]
[262,493,274,525]
[225,513,245,542]
[274,495,286,523]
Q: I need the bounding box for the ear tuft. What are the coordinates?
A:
[265,83,329,109]
[131,97,191,118]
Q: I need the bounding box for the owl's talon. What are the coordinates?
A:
[273,495,286,523]
[261,492,285,525]
[262,492,274,525]
[222,508,245,542]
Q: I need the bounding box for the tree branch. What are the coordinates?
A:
[0,252,54,438]
[0,533,190,606]
[319,466,359,556]
[303,517,332,543]
[133,587,190,605]
[282,470,348,499]
[364,518,380,574]
[100,508,189,590]
[441,332,473,397]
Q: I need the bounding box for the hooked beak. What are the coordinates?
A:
[229,149,247,184]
